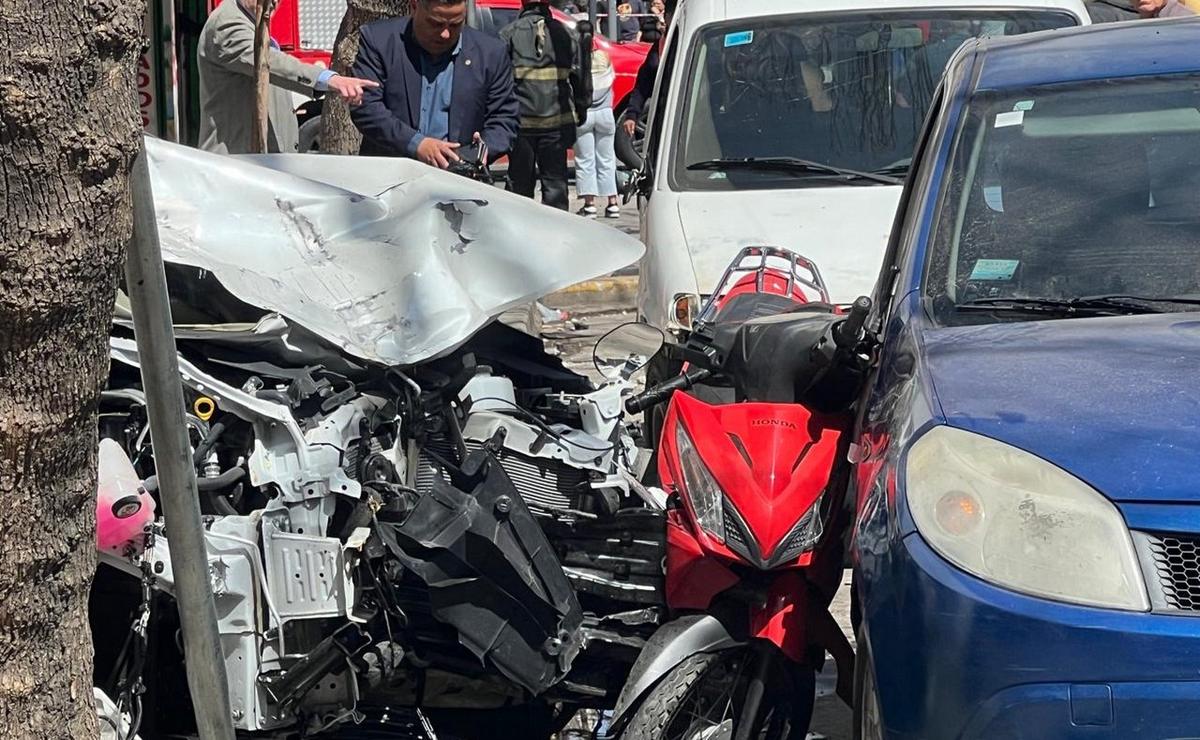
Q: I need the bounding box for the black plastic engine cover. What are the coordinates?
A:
[375,448,584,696]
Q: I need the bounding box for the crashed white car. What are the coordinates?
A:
[92,140,661,739]
[636,0,1090,336]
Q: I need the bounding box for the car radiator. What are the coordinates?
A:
[413,434,587,518]
[465,440,588,517]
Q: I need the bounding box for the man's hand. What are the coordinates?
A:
[622,118,637,137]
[417,138,461,169]
[325,74,380,106]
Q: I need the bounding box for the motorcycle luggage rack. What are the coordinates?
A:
[696,246,830,326]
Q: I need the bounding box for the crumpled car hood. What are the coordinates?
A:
[145,138,643,366]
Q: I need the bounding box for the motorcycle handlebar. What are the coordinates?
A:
[625,368,712,415]
[628,298,870,416]
[833,296,871,350]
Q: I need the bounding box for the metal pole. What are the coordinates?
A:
[125,143,237,740]
[588,0,598,29]
[607,0,619,41]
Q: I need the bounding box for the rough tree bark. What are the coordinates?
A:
[0,0,144,736]
[251,0,278,153]
[320,0,411,154]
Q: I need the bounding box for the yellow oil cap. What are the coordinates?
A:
[193,396,216,422]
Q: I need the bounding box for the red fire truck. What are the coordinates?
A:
[141,0,649,148]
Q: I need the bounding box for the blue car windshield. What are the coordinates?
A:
[925,75,1200,323]
[671,10,1077,191]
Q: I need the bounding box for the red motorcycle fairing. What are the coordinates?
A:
[664,511,813,662]
[660,392,848,564]
[750,571,810,663]
[664,510,739,610]
[659,392,848,662]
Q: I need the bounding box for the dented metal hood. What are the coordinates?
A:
[144,138,644,366]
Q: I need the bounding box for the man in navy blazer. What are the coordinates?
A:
[351,0,520,167]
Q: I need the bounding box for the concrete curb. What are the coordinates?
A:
[546,274,639,308]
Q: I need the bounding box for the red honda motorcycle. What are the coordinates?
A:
[608,247,871,740]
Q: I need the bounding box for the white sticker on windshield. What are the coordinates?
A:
[983,186,1004,212]
[995,110,1024,128]
[724,31,754,47]
[1013,100,1035,112]
[970,259,1020,281]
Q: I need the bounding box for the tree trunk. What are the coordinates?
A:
[251,0,278,153]
[0,0,144,737]
[320,0,411,154]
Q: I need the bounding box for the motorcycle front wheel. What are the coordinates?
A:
[620,646,815,740]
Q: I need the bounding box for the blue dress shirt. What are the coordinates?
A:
[407,37,462,156]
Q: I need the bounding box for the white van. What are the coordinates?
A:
[635,0,1090,333]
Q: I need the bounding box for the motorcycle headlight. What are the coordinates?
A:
[906,426,1149,611]
[675,421,725,542]
[772,493,825,564]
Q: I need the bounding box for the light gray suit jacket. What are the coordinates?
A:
[197,0,324,154]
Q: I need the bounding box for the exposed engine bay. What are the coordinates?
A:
[91,140,661,738]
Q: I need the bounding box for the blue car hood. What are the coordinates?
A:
[921,313,1200,503]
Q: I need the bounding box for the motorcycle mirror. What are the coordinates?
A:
[593,322,665,379]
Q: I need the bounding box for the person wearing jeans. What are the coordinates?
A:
[575,50,620,218]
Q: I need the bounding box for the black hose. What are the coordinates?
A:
[254,388,292,406]
[143,466,245,493]
[206,492,238,516]
[339,499,376,540]
[191,413,236,466]
[197,467,246,491]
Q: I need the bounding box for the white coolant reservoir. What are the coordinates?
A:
[458,368,517,413]
[96,438,156,554]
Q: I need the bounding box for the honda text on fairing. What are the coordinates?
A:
[851,18,1200,740]
[608,247,873,740]
[90,139,662,739]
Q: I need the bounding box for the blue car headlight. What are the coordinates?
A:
[906,426,1150,612]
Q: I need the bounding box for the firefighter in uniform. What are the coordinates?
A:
[500,0,588,210]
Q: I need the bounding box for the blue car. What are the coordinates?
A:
[851,18,1200,739]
